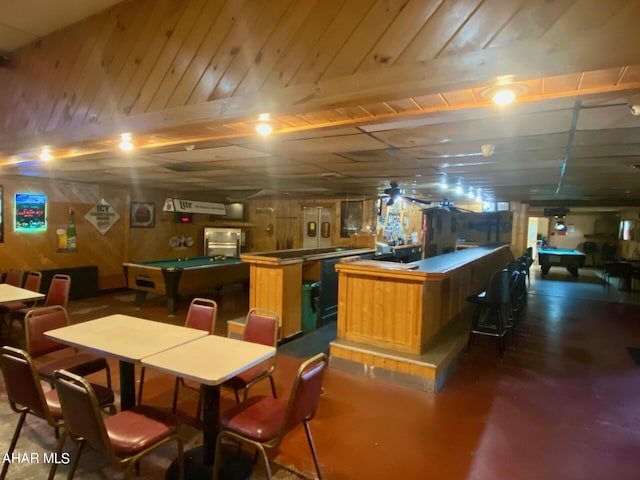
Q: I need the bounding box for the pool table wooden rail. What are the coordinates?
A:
[123,259,249,314]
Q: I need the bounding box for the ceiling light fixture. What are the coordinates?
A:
[255,113,274,137]
[439,176,448,190]
[255,122,273,136]
[455,183,463,195]
[492,89,516,106]
[39,147,53,162]
[119,133,134,151]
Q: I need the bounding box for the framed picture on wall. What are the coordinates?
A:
[130,201,155,228]
[340,201,363,237]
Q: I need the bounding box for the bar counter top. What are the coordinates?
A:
[336,243,508,279]
[241,246,375,265]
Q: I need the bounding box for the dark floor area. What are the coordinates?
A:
[2,266,640,479]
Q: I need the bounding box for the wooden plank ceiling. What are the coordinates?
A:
[1,0,640,207]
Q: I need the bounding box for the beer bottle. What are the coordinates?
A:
[67,208,77,250]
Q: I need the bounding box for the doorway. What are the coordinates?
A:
[302,207,332,249]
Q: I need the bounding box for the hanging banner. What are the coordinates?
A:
[85,198,120,235]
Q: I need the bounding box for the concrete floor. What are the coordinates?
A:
[3,265,640,479]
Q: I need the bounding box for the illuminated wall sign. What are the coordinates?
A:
[15,193,47,232]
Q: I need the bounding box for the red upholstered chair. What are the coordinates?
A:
[24,305,113,393]
[0,345,65,480]
[54,369,184,480]
[138,297,217,418]
[4,268,24,286]
[213,353,328,480]
[2,271,42,334]
[223,307,279,403]
[0,347,113,480]
[10,273,69,331]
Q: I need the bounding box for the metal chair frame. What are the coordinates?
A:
[213,353,327,480]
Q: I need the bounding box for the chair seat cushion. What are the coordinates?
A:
[223,362,269,389]
[221,395,287,442]
[104,406,181,456]
[0,301,29,312]
[37,353,109,382]
[44,383,114,418]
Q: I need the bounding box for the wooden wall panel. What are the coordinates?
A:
[0,177,129,290]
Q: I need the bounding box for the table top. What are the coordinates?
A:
[0,283,45,304]
[124,255,242,269]
[44,314,208,362]
[141,335,276,386]
[538,248,586,256]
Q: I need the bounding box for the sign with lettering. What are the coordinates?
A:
[15,193,46,231]
[162,198,226,215]
[84,198,120,235]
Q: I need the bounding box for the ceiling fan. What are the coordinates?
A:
[381,181,432,207]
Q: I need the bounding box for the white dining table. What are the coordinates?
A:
[0,283,45,304]
[44,314,209,410]
[141,334,276,479]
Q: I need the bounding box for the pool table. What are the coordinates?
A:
[538,249,586,278]
[123,256,249,314]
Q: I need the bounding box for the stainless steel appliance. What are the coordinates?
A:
[204,227,243,257]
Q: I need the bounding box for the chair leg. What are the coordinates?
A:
[212,432,226,480]
[254,442,273,480]
[171,376,182,413]
[1,412,27,480]
[105,362,113,391]
[67,440,86,480]
[268,375,277,399]
[137,366,146,405]
[233,388,240,404]
[48,430,67,480]
[195,386,203,423]
[303,420,323,480]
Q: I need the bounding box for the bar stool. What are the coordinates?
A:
[467,268,511,358]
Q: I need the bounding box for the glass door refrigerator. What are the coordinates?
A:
[204,227,242,257]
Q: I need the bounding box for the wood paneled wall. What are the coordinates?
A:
[0,175,380,292]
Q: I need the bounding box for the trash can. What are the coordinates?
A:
[301,282,319,333]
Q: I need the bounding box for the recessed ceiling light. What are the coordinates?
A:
[492,89,516,106]
[39,147,53,162]
[119,133,134,151]
[255,123,273,136]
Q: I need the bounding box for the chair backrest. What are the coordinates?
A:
[45,274,71,307]
[244,308,279,347]
[281,353,327,437]
[0,346,53,422]
[5,269,24,287]
[185,298,218,333]
[24,271,42,293]
[25,305,70,358]
[54,369,116,458]
[485,269,510,305]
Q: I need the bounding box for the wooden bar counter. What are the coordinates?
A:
[240,247,375,339]
[330,244,513,391]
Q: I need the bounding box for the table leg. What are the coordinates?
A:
[567,266,579,278]
[119,361,136,410]
[161,270,182,315]
[166,384,220,480]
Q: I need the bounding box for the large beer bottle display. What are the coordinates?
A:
[66,208,77,251]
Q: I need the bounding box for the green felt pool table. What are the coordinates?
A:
[123,256,249,314]
[538,248,586,278]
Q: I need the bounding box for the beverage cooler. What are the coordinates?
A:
[204,227,243,257]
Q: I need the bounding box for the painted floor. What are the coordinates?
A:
[2,265,640,479]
